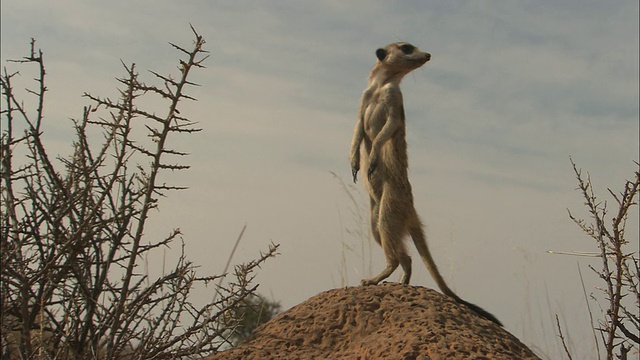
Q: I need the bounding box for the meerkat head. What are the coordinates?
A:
[373,42,431,79]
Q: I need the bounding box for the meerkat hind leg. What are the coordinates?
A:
[361,229,411,285]
[369,198,382,246]
[361,247,399,286]
[399,252,412,284]
[361,199,412,285]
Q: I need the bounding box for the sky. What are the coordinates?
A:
[2,1,638,357]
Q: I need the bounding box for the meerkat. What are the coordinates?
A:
[349,42,501,326]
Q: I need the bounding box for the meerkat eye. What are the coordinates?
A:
[399,44,415,54]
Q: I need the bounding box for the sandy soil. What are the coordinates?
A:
[206,283,540,359]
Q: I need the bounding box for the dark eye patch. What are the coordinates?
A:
[399,44,415,54]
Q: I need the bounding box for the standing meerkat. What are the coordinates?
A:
[349,42,501,326]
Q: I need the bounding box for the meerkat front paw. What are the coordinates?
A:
[367,161,377,180]
[350,156,360,183]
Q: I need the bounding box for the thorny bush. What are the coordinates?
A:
[562,159,639,360]
[1,28,279,359]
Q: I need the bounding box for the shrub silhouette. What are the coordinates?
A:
[1,28,278,359]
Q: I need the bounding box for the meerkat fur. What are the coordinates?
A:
[349,42,501,326]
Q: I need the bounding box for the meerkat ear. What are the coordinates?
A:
[376,48,387,61]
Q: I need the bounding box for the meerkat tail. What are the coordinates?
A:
[408,222,457,296]
[456,298,503,326]
[408,222,502,326]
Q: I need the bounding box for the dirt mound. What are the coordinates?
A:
[206,283,540,359]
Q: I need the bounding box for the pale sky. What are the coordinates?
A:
[2,1,638,357]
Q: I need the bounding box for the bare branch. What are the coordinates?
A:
[2,29,280,360]
[566,158,639,359]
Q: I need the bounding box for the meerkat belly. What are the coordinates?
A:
[364,136,413,202]
[363,104,387,137]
